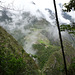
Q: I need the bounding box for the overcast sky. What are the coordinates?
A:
[0,0,70,11]
[1,0,74,24]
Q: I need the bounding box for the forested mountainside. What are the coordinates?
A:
[0,26,75,75]
[0,0,75,74]
[0,26,40,75]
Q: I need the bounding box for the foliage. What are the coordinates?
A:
[60,24,75,34]
[42,40,75,75]
[63,0,75,12]
[61,0,75,35]
[0,52,26,75]
[32,43,60,69]
[68,57,75,75]
[43,51,64,75]
[0,26,39,75]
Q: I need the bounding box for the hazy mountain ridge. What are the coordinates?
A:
[0,5,75,75]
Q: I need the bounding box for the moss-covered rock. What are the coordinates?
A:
[0,26,40,75]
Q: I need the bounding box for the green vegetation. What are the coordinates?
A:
[0,26,39,75]
[60,24,75,35]
[43,51,64,75]
[42,40,75,75]
[0,0,75,74]
[68,57,75,75]
[32,39,75,75]
[63,0,75,12]
[33,40,60,69]
[0,19,75,75]
[60,0,75,35]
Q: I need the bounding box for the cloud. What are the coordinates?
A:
[0,0,73,24]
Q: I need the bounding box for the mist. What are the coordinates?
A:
[0,0,72,23]
[0,0,75,54]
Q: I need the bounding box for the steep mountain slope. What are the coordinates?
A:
[0,7,75,75]
[42,40,75,75]
[0,11,51,54]
[0,26,40,75]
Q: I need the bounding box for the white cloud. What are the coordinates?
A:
[0,0,72,24]
[0,0,70,11]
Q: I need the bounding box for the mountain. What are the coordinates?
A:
[0,26,40,75]
[42,40,75,75]
[0,9,51,54]
[0,5,75,75]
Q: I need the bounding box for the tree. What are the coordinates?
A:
[60,0,75,35]
[63,0,75,12]
[61,1,75,74]
[60,23,75,35]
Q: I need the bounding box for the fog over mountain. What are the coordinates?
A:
[0,0,75,54]
[0,0,72,23]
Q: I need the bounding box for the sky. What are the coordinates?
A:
[0,0,70,12]
[0,0,74,24]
